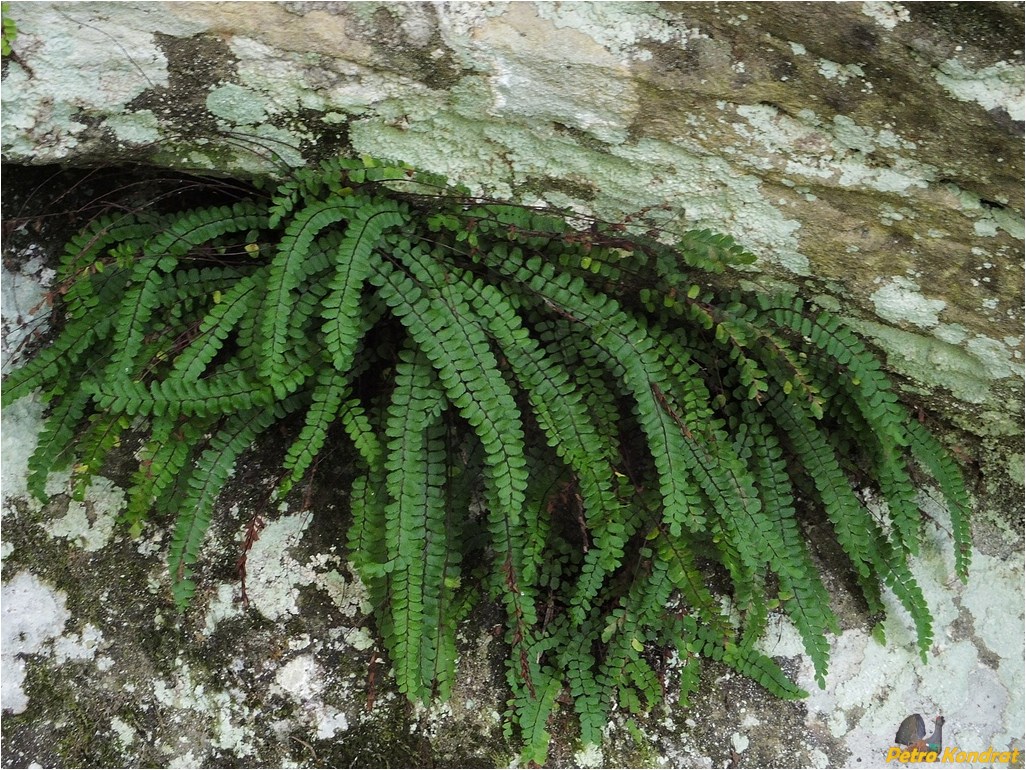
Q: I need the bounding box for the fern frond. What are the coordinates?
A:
[26,387,91,502]
[446,272,627,621]
[259,197,361,394]
[1,316,111,405]
[277,368,351,498]
[906,419,972,580]
[320,201,405,374]
[123,417,208,535]
[168,401,292,608]
[766,392,933,657]
[170,269,267,381]
[759,297,908,449]
[732,407,837,686]
[369,252,531,584]
[4,160,976,763]
[381,346,448,701]
[58,213,158,320]
[70,411,131,501]
[88,371,275,419]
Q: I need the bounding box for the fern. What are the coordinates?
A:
[4,158,974,762]
[168,401,293,608]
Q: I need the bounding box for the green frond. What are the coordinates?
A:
[260,198,360,394]
[123,417,209,535]
[339,396,385,472]
[347,471,389,584]
[144,201,267,263]
[906,419,972,580]
[673,228,757,274]
[26,387,91,502]
[168,401,292,609]
[70,411,131,500]
[171,269,267,381]
[4,159,975,763]
[555,618,608,746]
[368,251,531,580]
[320,201,406,374]
[1,315,111,406]
[732,407,838,686]
[381,346,448,701]
[58,213,158,320]
[277,368,351,498]
[766,392,933,656]
[514,669,563,767]
[448,274,627,621]
[759,297,908,449]
[88,371,275,419]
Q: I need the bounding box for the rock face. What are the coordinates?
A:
[1,3,1024,768]
[2,1,1023,436]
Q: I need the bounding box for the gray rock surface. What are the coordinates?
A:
[1,2,1023,767]
[2,2,1023,439]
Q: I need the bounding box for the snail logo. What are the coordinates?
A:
[885,714,1022,765]
[887,714,945,762]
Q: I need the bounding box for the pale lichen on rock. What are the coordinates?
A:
[1,2,1022,767]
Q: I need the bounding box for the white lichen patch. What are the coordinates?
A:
[202,582,243,635]
[734,103,930,195]
[206,83,269,126]
[312,560,372,618]
[240,511,374,633]
[103,110,161,146]
[757,614,807,659]
[339,626,376,651]
[243,511,313,620]
[608,138,809,275]
[857,320,1010,407]
[532,2,708,61]
[273,653,351,740]
[1,248,54,373]
[44,477,125,551]
[730,732,749,754]
[315,707,350,740]
[166,750,200,769]
[1007,454,1026,487]
[973,206,1025,240]
[870,277,945,328]
[861,2,910,30]
[935,58,1025,122]
[110,716,137,747]
[965,335,1023,381]
[275,654,323,702]
[817,59,866,86]
[475,4,637,144]
[153,660,258,757]
[1,572,71,714]
[0,3,203,158]
[574,742,604,768]
[1,395,43,509]
[796,517,1024,766]
[53,623,105,664]
[831,115,877,153]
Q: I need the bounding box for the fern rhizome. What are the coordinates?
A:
[4,158,971,762]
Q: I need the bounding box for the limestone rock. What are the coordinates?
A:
[2,2,1021,440]
[1,5,1024,767]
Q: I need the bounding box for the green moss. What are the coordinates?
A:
[314,700,435,768]
[364,5,474,92]
[2,659,144,768]
[520,174,598,203]
[907,3,1025,54]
